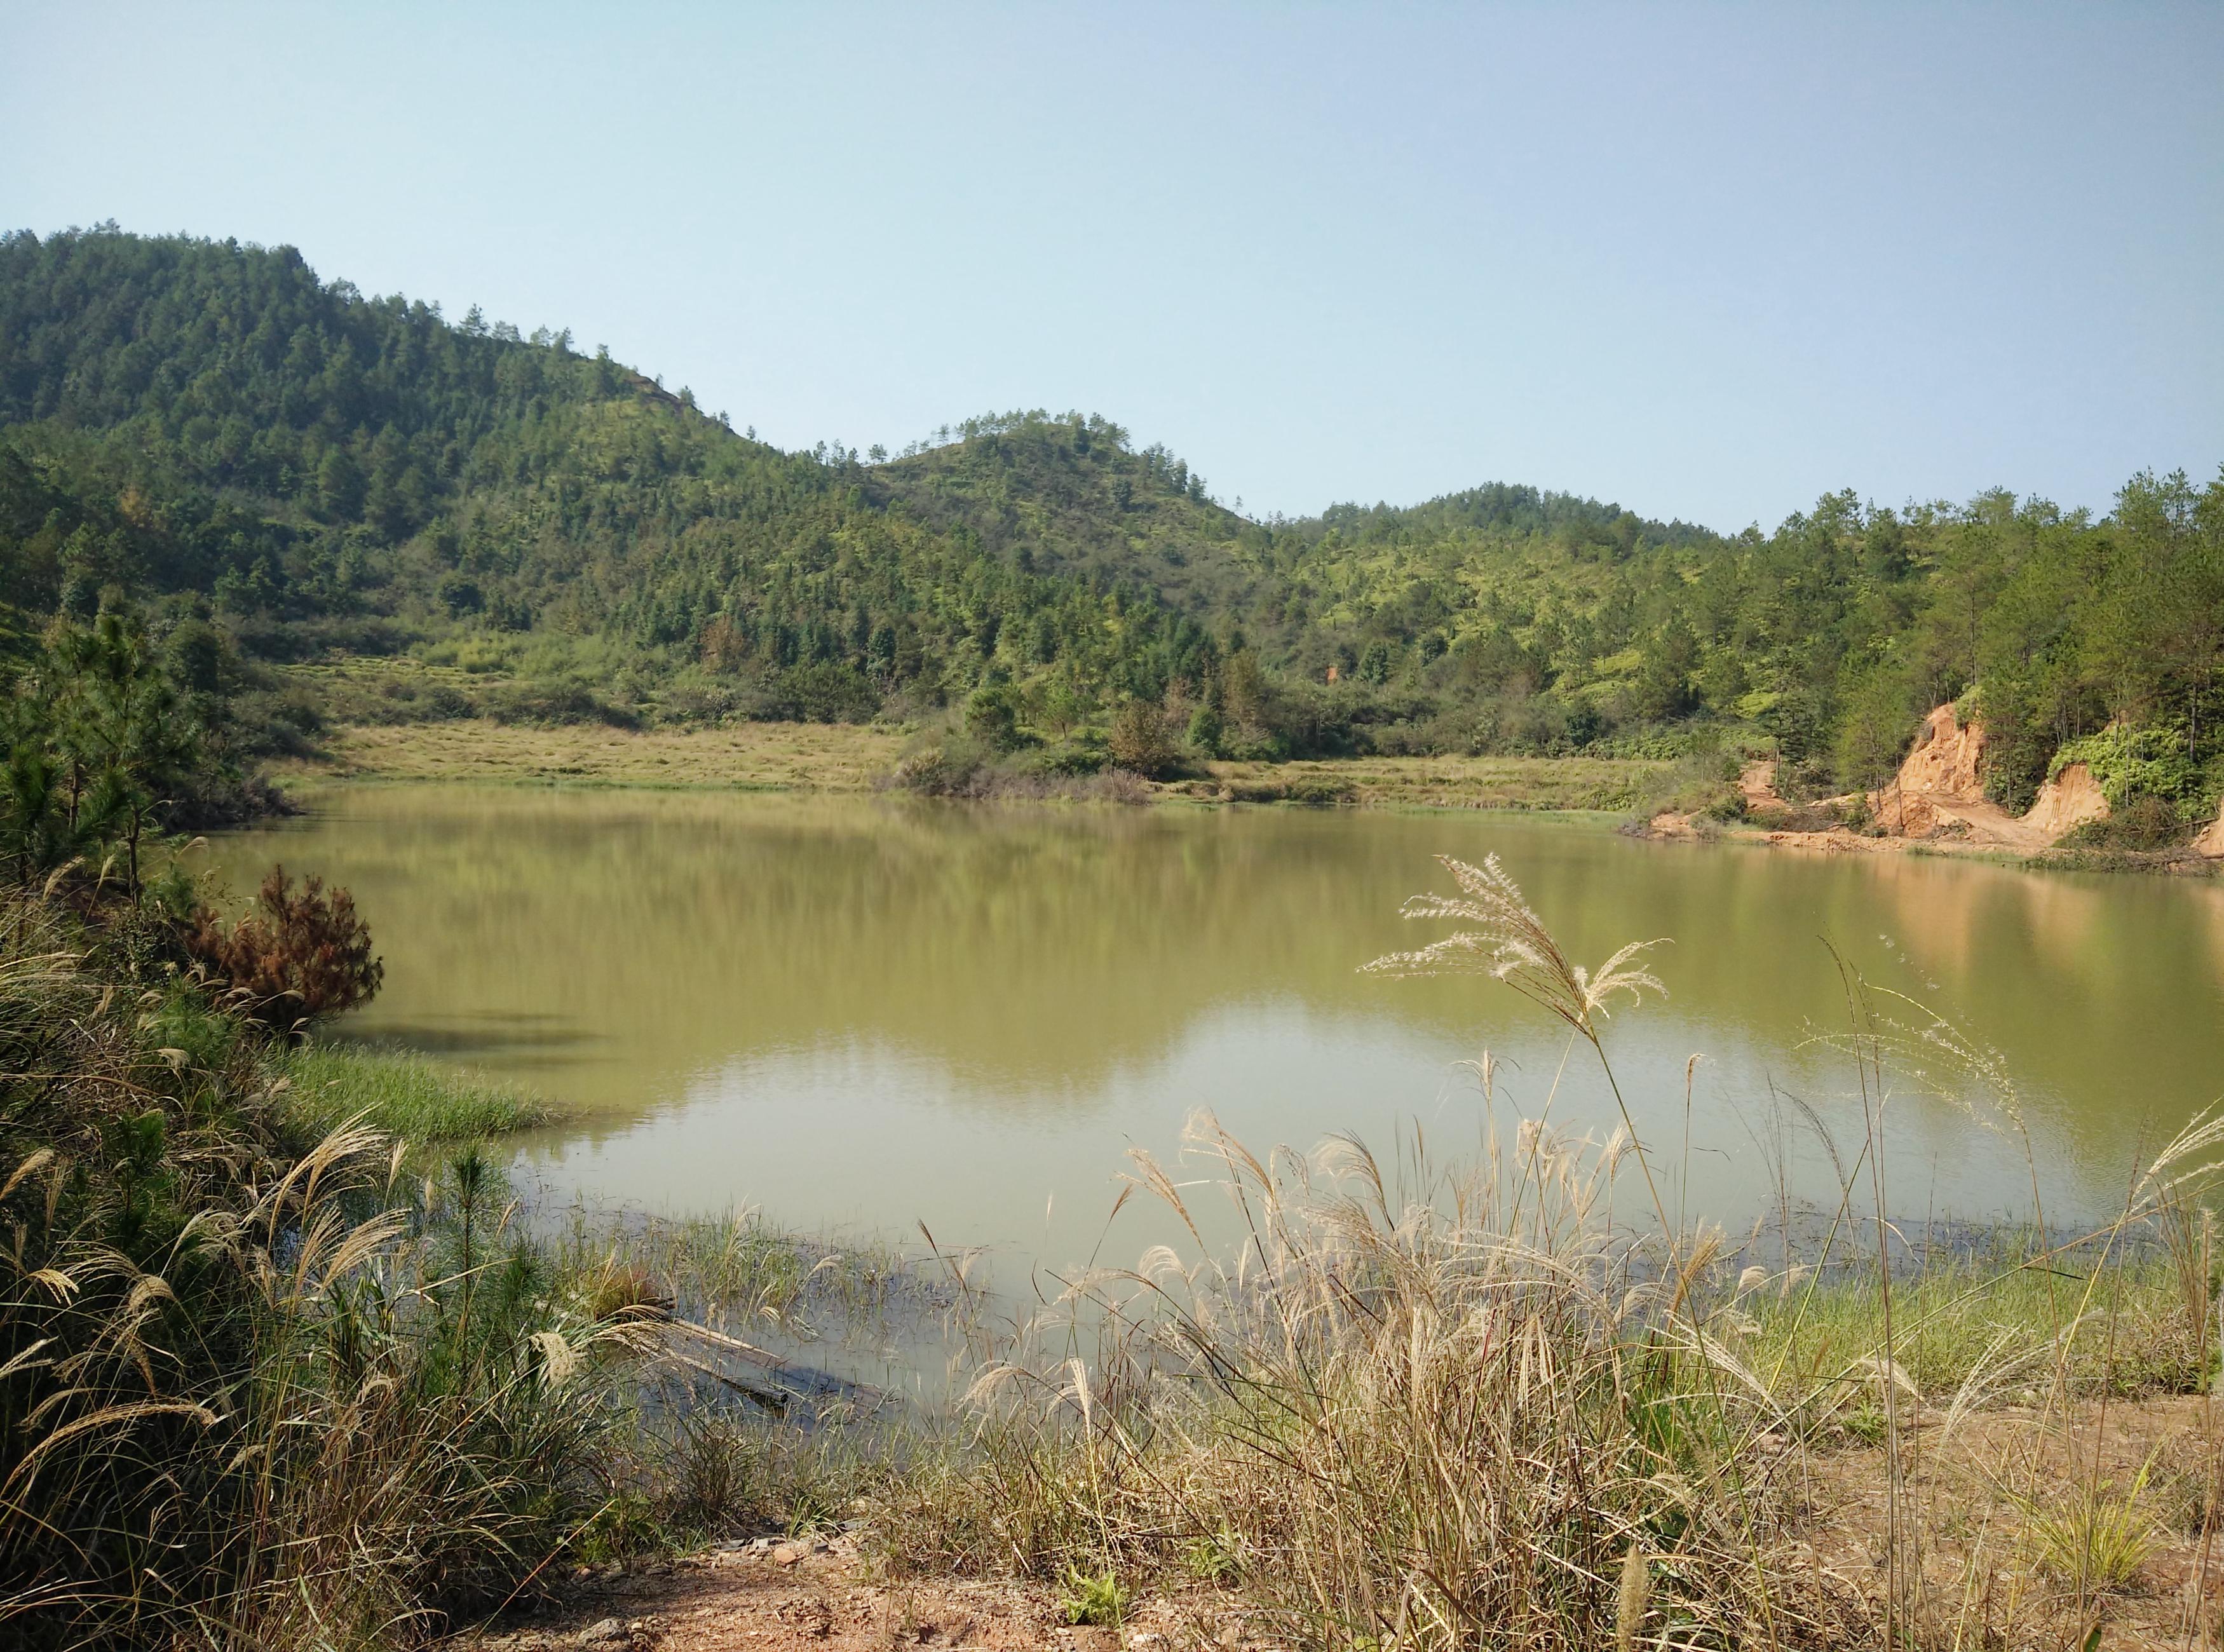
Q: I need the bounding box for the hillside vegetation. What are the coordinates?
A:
[3,226,2220,830]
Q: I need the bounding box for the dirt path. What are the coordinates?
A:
[456,1541,1257,1652]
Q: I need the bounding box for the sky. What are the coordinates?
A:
[4,3,2220,533]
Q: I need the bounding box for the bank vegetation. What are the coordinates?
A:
[6,789,2224,1647]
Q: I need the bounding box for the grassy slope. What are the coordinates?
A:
[276,713,906,790]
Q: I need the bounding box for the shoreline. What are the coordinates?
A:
[270,718,1674,814]
[267,720,2220,876]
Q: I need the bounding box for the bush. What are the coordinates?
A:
[483,678,635,728]
[887,735,995,797]
[2050,724,2199,810]
[2058,793,2192,852]
[184,867,384,1036]
[1106,700,1178,778]
[1018,735,1109,778]
[749,661,881,724]
[965,684,1027,752]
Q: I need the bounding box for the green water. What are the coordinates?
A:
[202,786,2224,1271]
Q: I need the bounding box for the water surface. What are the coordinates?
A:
[204,788,2224,1273]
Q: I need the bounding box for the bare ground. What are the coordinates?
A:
[450,1395,2224,1652]
[1787,1395,2224,1649]
[452,1540,1264,1652]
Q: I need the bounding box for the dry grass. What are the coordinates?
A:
[278,717,907,792]
[279,712,1665,815]
[848,853,2224,1651]
[1195,752,1669,811]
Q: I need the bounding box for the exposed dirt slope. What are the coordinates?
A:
[2200,794,2224,858]
[2023,759,2110,839]
[1859,704,2107,852]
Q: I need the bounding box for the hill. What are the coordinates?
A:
[2,226,2220,830]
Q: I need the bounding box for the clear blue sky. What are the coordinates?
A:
[5,3,2220,532]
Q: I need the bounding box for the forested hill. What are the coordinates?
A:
[3,226,2220,836]
[866,411,1270,631]
[0,227,1246,721]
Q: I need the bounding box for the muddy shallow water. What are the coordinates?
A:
[203,787,2224,1278]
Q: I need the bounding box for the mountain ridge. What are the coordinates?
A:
[3,226,2220,830]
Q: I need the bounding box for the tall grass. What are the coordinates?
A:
[862,853,2224,1649]
[0,893,667,1648]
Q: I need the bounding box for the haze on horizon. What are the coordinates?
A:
[4,1,2220,533]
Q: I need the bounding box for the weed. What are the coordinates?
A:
[1061,1567,1125,1626]
[2019,1461,2160,1592]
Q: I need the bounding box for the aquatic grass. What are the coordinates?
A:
[1742,1247,2202,1407]
[538,1203,950,1393]
[278,1038,553,1141]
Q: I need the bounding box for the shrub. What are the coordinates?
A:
[964,684,1027,752]
[1184,702,1225,756]
[888,737,993,797]
[483,677,637,728]
[184,867,384,1036]
[1106,700,1177,778]
[1017,736,1108,779]
[2058,793,2191,852]
[750,661,881,724]
[2050,724,2199,810]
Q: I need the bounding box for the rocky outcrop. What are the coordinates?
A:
[2199,795,2224,858]
[2022,761,2110,839]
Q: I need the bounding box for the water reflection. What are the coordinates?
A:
[203,788,2224,1269]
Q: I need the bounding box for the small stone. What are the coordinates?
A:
[771,1541,808,1567]
[578,1620,627,1648]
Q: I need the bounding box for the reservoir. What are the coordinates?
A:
[204,787,2224,1275]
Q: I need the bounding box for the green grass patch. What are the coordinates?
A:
[277,1039,554,1141]
[1744,1248,2204,1404]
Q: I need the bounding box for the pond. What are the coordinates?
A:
[203,787,2224,1278]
